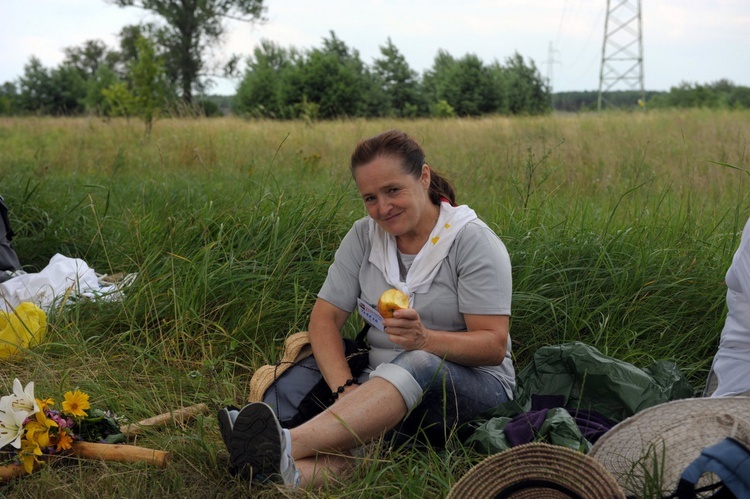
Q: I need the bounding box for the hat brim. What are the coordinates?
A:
[589,396,750,497]
[248,331,312,402]
[447,442,625,498]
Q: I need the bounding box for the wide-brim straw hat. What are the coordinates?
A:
[589,396,750,497]
[248,331,312,402]
[447,442,625,498]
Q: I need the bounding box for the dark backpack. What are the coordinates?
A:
[0,195,22,276]
[262,326,370,428]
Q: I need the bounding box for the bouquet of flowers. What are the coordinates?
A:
[0,378,124,476]
[0,378,210,483]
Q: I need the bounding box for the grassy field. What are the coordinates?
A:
[0,109,749,497]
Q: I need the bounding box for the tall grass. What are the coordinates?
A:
[0,109,749,497]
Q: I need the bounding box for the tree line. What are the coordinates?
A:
[554,80,750,112]
[0,33,551,123]
[234,33,550,120]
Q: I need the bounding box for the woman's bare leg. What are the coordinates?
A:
[290,377,407,460]
[295,454,356,487]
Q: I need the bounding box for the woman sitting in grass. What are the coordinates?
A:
[704,217,750,398]
[219,129,514,487]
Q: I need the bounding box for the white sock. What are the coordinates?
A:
[279,428,299,487]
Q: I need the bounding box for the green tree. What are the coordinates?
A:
[49,65,88,114]
[17,57,87,114]
[104,36,170,132]
[422,49,455,108]
[372,38,423,117]
[358,67,391,119]
[63,39,121,79]
[17,57,54,112]
[423,52,498,116]
[234,39,291,118]
[130,36,170,133]
[728,85,750,109]
[117,24,154,70]
[85,64,122,114]
[0,82,19,115]
[109,0,266,104]
[430,99,456,118]
[652,80,750,110]
[101,81,135,117]
[62,39,127,113]
[117,24,180,88]
[502,52,550,115]
[450,54,499,116]
[278,32,370,119]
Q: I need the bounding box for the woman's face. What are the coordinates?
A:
[353,155,433,240]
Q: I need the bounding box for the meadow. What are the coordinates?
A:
[0,109,749,497]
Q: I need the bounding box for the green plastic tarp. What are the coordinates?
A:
[464,342,694,454]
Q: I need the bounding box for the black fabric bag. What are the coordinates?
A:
[261,325,370,429]
[0,195,21,278]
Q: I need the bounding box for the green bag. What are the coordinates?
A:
[512,342,694,422]
[464,342,695,454]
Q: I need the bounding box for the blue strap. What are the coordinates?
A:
[678,437,750,498]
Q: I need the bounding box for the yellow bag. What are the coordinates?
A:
[0,302,47,359]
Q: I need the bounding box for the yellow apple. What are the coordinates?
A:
[377,289,409,318]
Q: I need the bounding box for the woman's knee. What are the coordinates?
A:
[389,350,449,389]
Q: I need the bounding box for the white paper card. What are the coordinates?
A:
[357,298,384,331]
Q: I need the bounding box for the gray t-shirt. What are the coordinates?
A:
[318,216,515,396]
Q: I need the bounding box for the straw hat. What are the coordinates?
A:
[447,442,625,498]
[589,397,750,497]
[248,331,313,402]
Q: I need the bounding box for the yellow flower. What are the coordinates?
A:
[55,430,73,452]
[62,390,90,417]
[37,397,55,412]
[19,439,43,474]
[25,409,58,448]
[24,423,50,448]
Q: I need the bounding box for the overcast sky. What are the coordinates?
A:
[2,0,749,95]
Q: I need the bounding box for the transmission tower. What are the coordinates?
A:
[597,0,645,110]
[545,41,561,108]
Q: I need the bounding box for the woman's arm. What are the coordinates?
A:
[308,298,358,392]
[383,311,508,366]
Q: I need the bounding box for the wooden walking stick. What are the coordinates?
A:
[71,442,170,468]
[120,403,208,437]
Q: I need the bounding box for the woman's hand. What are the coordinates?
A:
[384,311,509,366]
[383,308,430,351]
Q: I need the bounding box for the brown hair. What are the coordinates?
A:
[350,129,457,206]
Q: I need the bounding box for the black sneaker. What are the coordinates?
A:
[228,402,284,481]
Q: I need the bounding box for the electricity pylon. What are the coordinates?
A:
[597,0,645,110]
[546,41,561,109]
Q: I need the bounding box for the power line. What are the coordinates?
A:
[555,0,569,48]
[564,5,605,70]
[553,3,605,91]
